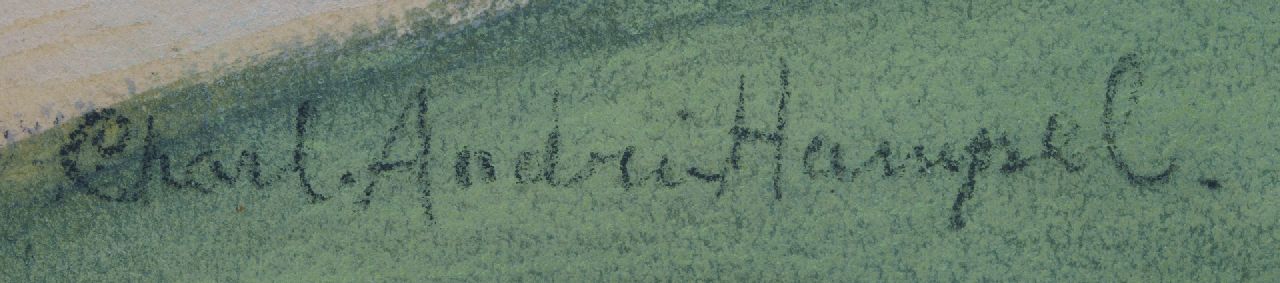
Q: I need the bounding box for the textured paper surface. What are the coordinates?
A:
[2,1,1278,281]
[0,0,524,147]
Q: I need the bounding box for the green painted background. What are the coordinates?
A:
[2,1,1278,281]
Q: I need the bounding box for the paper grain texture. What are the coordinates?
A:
[1,1,1277,281]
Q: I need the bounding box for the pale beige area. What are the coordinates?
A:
[0,0,525,147]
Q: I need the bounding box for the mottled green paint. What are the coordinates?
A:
[2,1,1278,281]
